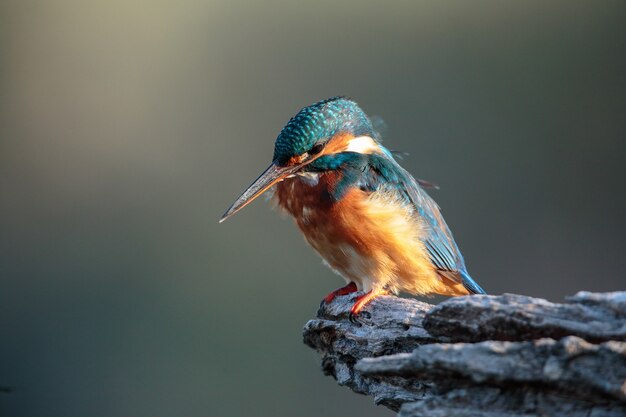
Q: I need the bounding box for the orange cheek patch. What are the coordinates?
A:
[285,155,305,166]
[321,133,355,156]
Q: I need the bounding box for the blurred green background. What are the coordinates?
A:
[1,1,625,416]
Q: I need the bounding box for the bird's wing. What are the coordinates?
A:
[332,150,485,294]
[366,153,466,278]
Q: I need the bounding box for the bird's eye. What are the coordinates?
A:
[309,143,324,155]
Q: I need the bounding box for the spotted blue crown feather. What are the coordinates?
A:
[273,97,378,165]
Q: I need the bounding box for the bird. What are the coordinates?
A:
[220,97,485,321]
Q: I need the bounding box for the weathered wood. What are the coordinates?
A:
[424,292,626,343]
[303,291,626,416]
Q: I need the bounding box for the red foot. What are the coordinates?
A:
[323,282,358,304]
[349,289,386,323]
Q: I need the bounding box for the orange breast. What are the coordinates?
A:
[275,172,367,273]
[275,173,468,296]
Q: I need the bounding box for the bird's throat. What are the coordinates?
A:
[295,171,320,186]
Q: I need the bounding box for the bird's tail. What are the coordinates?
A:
[460,270,486,295]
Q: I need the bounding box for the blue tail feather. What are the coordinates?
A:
[460,270,486,295]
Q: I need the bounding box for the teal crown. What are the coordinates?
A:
[273,97,376,165]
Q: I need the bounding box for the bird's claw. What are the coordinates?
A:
[317,299,327,317]
[349,311,361,326]
[349,309,372,326]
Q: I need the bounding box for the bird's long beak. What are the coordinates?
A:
[219,161,303,223]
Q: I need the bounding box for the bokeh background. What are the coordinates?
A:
[1,1,625,416]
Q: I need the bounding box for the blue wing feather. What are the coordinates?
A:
[367,152,486,295]
[309,149,486,295]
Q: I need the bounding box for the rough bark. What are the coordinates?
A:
[303,291,626,416]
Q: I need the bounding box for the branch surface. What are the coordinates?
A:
[303,291,626,416]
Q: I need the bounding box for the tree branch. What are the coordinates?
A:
[303,291,626,416]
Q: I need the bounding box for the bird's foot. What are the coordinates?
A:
[348,289,386,325]
[348,311,365,325]
[319,282,358,311]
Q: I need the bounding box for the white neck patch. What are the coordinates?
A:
[344,136,380,154]
[296,171,320,186]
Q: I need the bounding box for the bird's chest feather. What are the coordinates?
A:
[275,172,349,247]
[275,173,429,290]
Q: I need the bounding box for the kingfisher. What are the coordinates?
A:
[220,97,486,320]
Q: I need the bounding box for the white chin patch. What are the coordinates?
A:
[296,171,320,186]
[345,136,380,154]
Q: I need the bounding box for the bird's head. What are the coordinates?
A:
[220,97,382,222]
